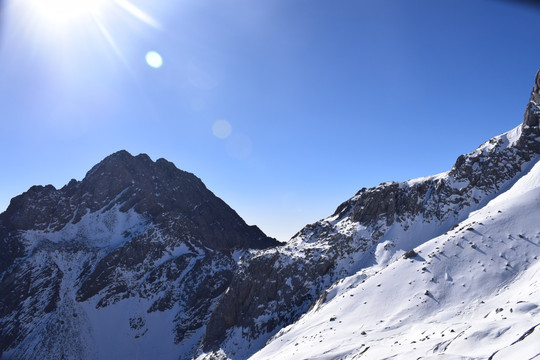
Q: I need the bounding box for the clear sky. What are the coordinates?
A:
[0,0,539,241]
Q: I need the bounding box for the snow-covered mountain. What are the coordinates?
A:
[194,69,540,359]
[0,151,281,359]
[252,137,540,360]
[1,69,539,360]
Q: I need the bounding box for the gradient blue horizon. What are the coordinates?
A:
[1,0,539,241]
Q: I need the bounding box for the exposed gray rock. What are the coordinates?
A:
[524,68,540,128]
[403,249,418,259]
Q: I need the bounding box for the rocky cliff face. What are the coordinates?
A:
[1,151,276,250]
[194,69,540,359]
[0,151,280,359]
[524,68,540,129]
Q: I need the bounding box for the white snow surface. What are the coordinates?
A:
[250,158,540,360]
[22,205,147,249]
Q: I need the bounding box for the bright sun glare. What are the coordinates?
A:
[24,0,161,26]
[29,0,108,23]
[18,0,163,68]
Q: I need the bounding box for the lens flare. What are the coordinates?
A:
[145,51,163,69]
[212,120,232,139]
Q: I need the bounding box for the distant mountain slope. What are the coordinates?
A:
[251,143,540,360]
[195,69,540,359]
[0,151,280,360]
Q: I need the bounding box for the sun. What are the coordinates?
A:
[14,0,163,68]
[27,0,108,23]
[21,0,162,28]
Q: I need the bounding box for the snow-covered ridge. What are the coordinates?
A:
[404,124,522,188]
[251,152,540,360]
[197,92,540,358]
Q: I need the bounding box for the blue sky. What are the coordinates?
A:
[1,0,539,241]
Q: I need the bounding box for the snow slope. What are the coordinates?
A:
[195,118,539,360]
[251,157,540,360]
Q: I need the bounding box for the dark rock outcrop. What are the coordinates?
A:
[523,68,540,128]
[1,151,277,250]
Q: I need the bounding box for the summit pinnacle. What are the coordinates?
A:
[524,68,540,128]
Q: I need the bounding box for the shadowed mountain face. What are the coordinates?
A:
[0,151,280,359]
[1,151,277,251]
[524,68,540,129]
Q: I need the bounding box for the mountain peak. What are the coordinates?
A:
[524,68,540,128]
[106,149,152,164]
[85,150,153,178]
[1,151,280,250]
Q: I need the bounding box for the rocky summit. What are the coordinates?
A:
[1,69,540,360]
[0,151,280,359]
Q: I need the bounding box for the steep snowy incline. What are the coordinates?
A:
[251,156,540,360]
[195,69,540,359]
